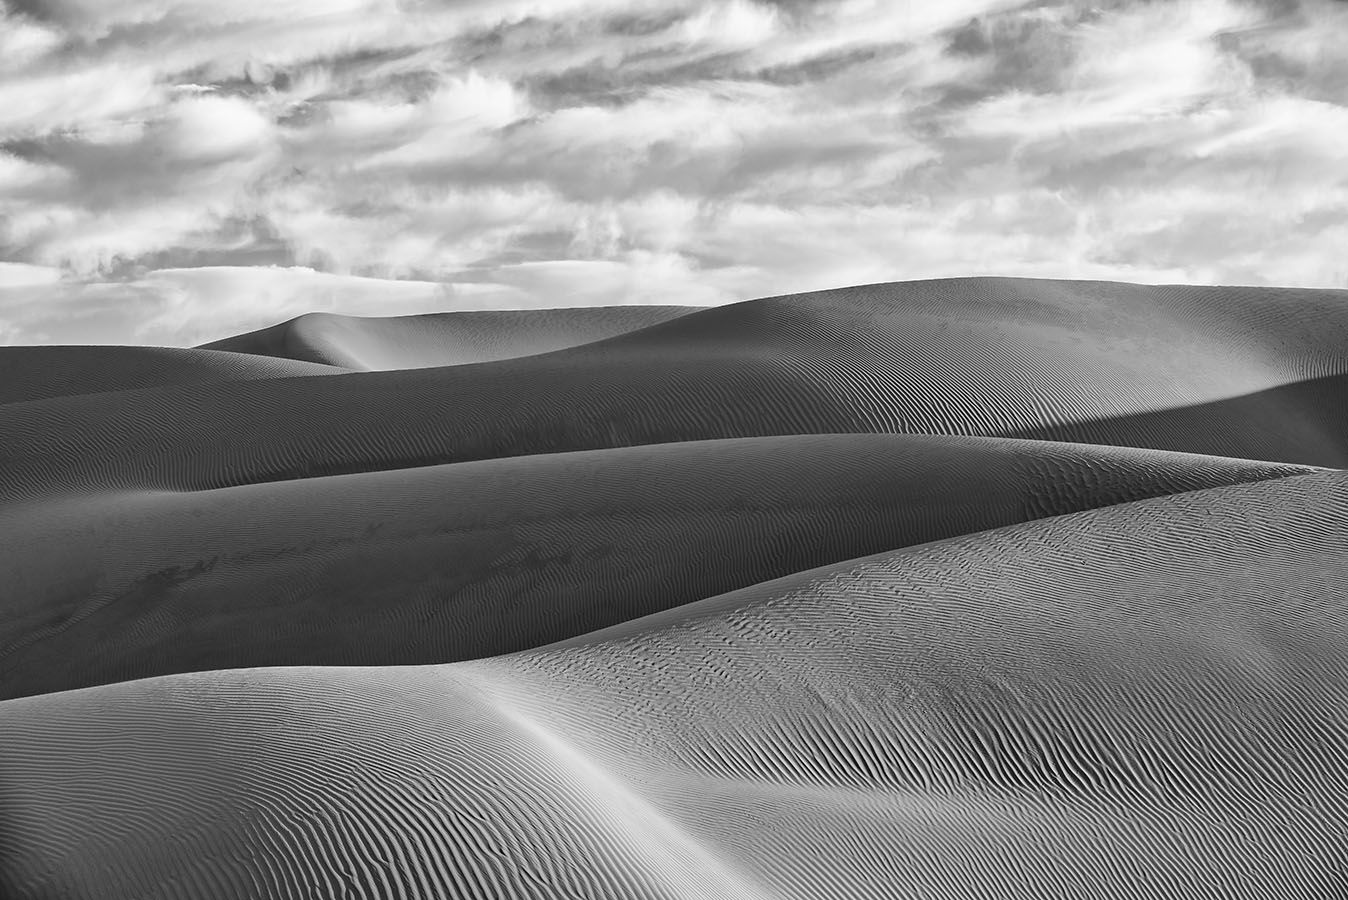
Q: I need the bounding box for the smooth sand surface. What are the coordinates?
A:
[3,275,1348,897]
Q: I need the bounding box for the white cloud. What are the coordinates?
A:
[0,151,69,192]
[162,94,272,161]
[0,262,62,286]
[0,12,64,69]
[351,72,532,169]
[1186,94,1348,167]
[680,0,780,48]
[958,0,1260,142]
[17,0,389,38]
[1,0,1346,345]
[0,63,164,140]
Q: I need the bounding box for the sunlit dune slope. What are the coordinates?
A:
[4,471,1347,899]
[0,434,1314,699]
[198,305,700,369]
[0,345,344,405]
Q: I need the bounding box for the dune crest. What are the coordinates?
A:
[198,305,701,370]
[0,345,343,405]
[0,434,1316,699]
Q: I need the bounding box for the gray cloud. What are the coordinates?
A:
[0,0,1345,345]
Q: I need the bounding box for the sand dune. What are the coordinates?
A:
[199,305,700,369]
[3,275,1348,898]
[3,278,1348,511]
[0,345,343,405]
[0,434,1315,699]
[4,471,1347,898]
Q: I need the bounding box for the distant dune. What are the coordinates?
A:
[3,276,1348,898]
[199,305,699,369]
[0,345,343,405]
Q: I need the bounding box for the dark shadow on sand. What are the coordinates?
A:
[1005,373,1348,468]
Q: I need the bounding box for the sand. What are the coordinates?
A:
[199,305,700,370]
[5,472,1348,897]
[0,345,342,405]
[3,279,1348,512]
[2,276,1347,898]
[0,434,1315,700]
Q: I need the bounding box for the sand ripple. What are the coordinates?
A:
[3,277,1347,897]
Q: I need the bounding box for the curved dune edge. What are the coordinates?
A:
[0,345,345,405]
[198,305,702,370]
[0,434,1317,699]
[5,278,1348,509]
[4,471,1348,898]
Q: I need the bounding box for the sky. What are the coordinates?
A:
[1,0,1346,346]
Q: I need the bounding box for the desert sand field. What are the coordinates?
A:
[3,276,1348,898]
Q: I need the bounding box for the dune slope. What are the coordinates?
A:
[4,278,1348,511]
[4,276,1348,899]
[3,471,1347,898]
[0,345,343,405]
[199,305,700,369]
[0,434,1315,699]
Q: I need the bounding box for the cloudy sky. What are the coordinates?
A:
[1,0,1345,345]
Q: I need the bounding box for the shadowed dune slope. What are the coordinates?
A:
[0,345,344,405]
[199,305,701,369]
[4,470,1348,899]
[1008,371,1348,463]
[0,434,1315,699]
[4,278,1348,508]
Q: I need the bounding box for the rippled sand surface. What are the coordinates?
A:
[4,276,1348,898]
